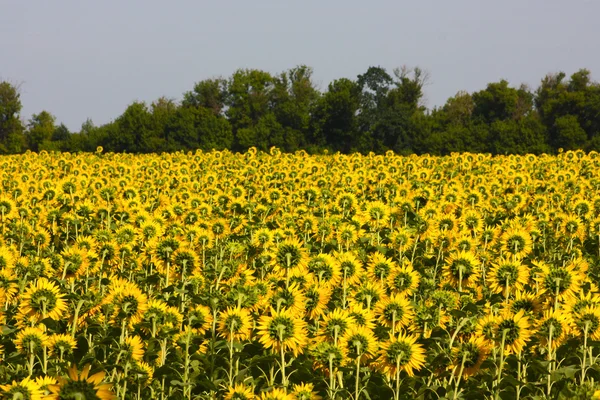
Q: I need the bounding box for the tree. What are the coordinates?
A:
[226,69,275,149]
[26,111,56,152]
[472,80,533,123]
[108,102,155,152]
[553,115,587,150]
[182,78,227,115]
[165,106,233,151]
[312,78,361,152]
[270,65,319,150]
[0,81,25,153]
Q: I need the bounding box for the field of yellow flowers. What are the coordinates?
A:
[1,147,600,399]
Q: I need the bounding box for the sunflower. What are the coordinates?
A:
[375,294,415,331]
[363,200,390,229]
[443,251,480,291]
[451,335,489,378]
[271,237,309,277]
[48,334,78,358]
[388,227,414,254]
[536,309,572,350]
[494,310,532,355]
[387,262,420,297]
[102,279,148,327]
[268,283,306,315]
[375,331,426,378]
[310,341,347,375]
[339,326,378,363]
[20,277,67,321]
[319,308,355,344]
[475,313,498,345]
[131,361,154,387]
[0,267,18,305]
[335,251,363,286]
[306,253,341,287]
[336,223,360,250]
[187,304,213,335]
[15,326,49,355]
[35,376,58,397]
[571,306,600,341]
[487,258,529,298]
[304,283,331,320]
[218,307,253,342]
[258,388,295,400]
[257,308,308,357]
[0,377,44,400]
[366,252,396,283]
[121,335,145,362]
[565,290,600,315]
[351,280,385,310]
[499,227,533,259]
[539,262,584,303]
[60,247,91,280]
[562,214,586,242]
[47,365,115,400]
[292,383,322,400]
[509,290,543,316]
[225,383,255,400]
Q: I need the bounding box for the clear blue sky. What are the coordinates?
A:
[2,0,599,131]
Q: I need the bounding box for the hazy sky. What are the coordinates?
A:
[2,0,599,131]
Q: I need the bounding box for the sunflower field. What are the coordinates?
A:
[1,147,600,399]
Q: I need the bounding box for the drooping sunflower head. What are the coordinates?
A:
[339,325,378,362]
[292,382,322,400]
[218,307,253,342]
[0,377,43,400]
[443,251,480,290]
[494,310,532,354]
[48,365,115,400]
[451,335,489,378]
[488,258,529,297]
[571,305,600,341]
[224,383,255,400]
[376,331,426,378]
[15,326,50,355]
[48,333,78,357]
[536,309,572,349]
[121,335,145,362]
[21,277,67,321]
[366,252,396,282]
[375,294,414,331]
[258,308,307,357]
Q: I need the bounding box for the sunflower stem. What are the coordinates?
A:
[581,321,590,385]
[494,329,509,399]
[453,352,467,400]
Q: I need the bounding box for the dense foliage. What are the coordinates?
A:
[2,66,600,155]
[2,148,600,399]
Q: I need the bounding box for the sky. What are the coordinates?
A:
[1,0,599,131]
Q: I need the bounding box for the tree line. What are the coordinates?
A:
[1,65,599,155]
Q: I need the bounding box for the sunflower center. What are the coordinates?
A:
[30,289,58,311]
[225,314,243,333]
[497,319,521,345]
[393,273,412,291]
[268,316,295,341]
[57,380,102,400]
[386,341,413,366]
[277,245,302,269]
[495,264,519,286]
[450,260,474,279]
[383,303,405,322]
[544,268,573,294]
